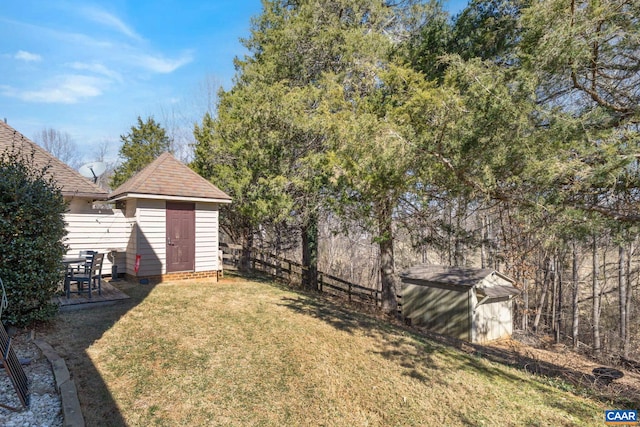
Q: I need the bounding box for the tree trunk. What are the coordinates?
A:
[239,227,254,272]
[481,215,487,269]
[624,242,633,358]
[376,199,398,315]
[555,256,563,344]
[572,241,580,349]
[533,258,551,332]
[301,212,319,291]
[592,235,601,356]
[522,278,529,331]
[619,244,627,354]
[551,255,558,341]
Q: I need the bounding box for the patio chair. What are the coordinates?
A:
[76,250,97,274]
[68,252,104,299]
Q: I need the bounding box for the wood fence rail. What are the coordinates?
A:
[221,244,382,308]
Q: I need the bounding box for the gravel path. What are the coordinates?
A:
[0,335,63,427]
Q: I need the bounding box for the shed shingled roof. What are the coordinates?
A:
[109,152,231,202]
[400,264,500,288]
[400,264,520,299]
[0,120,108,199]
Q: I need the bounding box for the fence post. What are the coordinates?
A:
[250,247,255,270]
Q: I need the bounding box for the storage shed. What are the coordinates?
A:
[109,152,231,282]
[400,264,520,343]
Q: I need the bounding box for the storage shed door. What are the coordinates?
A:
[166,202,195,272]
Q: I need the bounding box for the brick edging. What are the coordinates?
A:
[125,269,221,283]
[33,339,85,427]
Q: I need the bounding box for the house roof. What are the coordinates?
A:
[0,120,109,200]
[400,264,518,293]
[109,152,231,203]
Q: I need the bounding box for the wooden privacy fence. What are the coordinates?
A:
[221,245,382,308]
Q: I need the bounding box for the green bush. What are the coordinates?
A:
[0,146,67,326]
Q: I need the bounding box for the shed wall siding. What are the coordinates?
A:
[479,274,514,290]
[134,199,166,276]
[474,300,513,343]
[476,275,515,343]
[124,200,137,276]
[402,284,470,341]
[195,203,220,272]
[64,211,131,275]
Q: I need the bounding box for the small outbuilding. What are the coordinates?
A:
[400,264,520,344]
[108,152,231,282]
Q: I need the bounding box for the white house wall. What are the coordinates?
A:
[195,202,220,272]
[134,199,166,277]
[66,197,94,214]
[64,210,132,276]
[65,198,223,279]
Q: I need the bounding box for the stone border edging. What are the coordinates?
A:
[33,339,85,427]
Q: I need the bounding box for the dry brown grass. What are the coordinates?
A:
[38,275,605,426]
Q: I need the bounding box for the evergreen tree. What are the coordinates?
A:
[0,147,67,326]
[110,116,172,189]
[519,0,640,221]
[193,0,440,309]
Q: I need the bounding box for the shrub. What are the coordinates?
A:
[0,146,67,326]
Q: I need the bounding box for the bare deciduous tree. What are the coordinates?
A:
[33,128,81,169]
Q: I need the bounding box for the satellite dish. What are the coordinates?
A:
[78,162,107,183]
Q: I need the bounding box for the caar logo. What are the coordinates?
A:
[605,410,638,425]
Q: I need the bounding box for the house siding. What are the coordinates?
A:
[134,199,166,276]
[64,210,131,276]
[195,202,220,272]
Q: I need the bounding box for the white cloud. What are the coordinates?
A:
[69,62,123,82]
[137,52,194,73]
[80,6,143,42]
[2,75,106,104]
[15,50,42,62]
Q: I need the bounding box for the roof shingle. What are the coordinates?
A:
[0,121,108,199]
[400,264,498,288]
[109,152,231,202]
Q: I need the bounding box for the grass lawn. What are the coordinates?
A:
[40,274,605,426]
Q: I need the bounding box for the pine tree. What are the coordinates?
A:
[110,116,171,189]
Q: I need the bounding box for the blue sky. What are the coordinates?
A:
[1,1,468,165]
